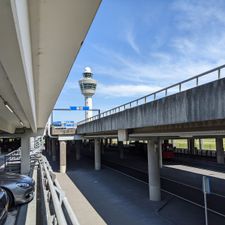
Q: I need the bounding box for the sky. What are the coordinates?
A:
[54,0,225,123]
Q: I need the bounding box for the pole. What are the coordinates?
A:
[202,176,210,225]
[204,191,208,225]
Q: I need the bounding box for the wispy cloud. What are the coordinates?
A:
[89,0,225,88]
[126,30,140,54]
[97,83,161,97]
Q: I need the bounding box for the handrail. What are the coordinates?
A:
[77,64,225,125]
[41,155,80,225]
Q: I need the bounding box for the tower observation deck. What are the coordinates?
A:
[79,67,97,119]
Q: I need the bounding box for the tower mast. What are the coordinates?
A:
[79,67,97,120]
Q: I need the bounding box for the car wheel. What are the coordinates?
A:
[4,189,14,209]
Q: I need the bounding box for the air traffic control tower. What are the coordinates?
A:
[79,67,97,119]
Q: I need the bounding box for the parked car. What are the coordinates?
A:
[0,188,8,224]
[0,172,34,207]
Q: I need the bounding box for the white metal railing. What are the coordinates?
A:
[40,155,80,225]
[77,64,225,125]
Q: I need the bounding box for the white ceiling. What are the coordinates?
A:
[0,0,101,133]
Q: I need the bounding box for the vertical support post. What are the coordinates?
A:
[48,137,52,157]
[199,139,203,150]
[59,141,67,173]
[147,139,161,201]
[118,141,124,159]
[216,137,224,164]
[76,141,81,161]
[188,138,195,154]
[52,139,56,162]
[94,139,101,170]
[21,134,30,175]
[159,139,163,168]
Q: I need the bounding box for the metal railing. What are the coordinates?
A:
[77,64,225,125]
[4,148,21,172]
[40,155,80,225]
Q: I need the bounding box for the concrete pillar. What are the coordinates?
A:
[51,139,56,162]
[101,139,105,154]
[118,141,124,159]
[21,134,30,175]
[59,141,67,173]
[216,137,224,164]
[199,139,203,151]
[76,141,81,160]
[159,139,163,168]
[147,139,161,201]
[188,138,195,154]
[47,138,52,156]
[94,139,101,170]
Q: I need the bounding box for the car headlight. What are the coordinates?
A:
[16,183,30,189]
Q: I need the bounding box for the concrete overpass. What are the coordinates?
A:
[75,65,225,201]
[0,0,101,174]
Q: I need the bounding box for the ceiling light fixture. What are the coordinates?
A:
[0,95,25,128]
[4,102,14,113]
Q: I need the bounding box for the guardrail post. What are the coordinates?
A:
[179,83,182,92]
[218,69,221,79]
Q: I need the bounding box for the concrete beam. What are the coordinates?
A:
[77,78,225,135]
[10,0,37,132]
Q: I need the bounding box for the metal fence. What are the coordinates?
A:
[77,64,225,125]
[4,148,21,173]
[40,155,80,225]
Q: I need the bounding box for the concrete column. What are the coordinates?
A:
[21,135,30,175]
[147,140,161,201]
[76,141,81,160]
[59,141,67,173]
[159,139,163,168]
[216,137,224,164]
[94,139,101,170]
[188,138,195,154]
[199,139,203,151]
[48,138,52,156]
[118,141,124,159]
[101,139,104,154]
[51,139,56,162]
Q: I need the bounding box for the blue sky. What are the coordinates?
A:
[54,0,225,123]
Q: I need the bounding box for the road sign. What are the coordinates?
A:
[70,106,90,111]
[52,121,62,127]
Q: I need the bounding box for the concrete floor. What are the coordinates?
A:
[64,158,224,225]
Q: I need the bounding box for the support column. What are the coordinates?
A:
[21,134,30,175]
[158,139,163,168]
[48,137,52,157]
[188,138,195,154]
[51,139,56,162]
[94,139,101,170]
[147,139,161,201]
[59,141,67,173]
[216,137,224,164]
[118,141,124,159]
[199,139,203,151]
[76,141,81,161]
